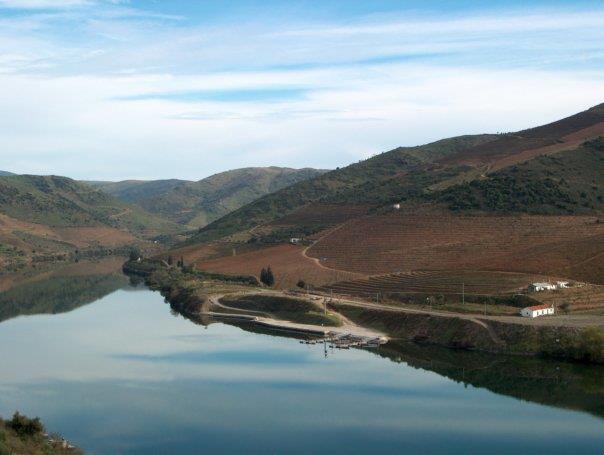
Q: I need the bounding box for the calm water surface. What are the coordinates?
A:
[0,276,603,454]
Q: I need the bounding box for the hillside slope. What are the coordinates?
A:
[184,103,604,287]
[0,175,178,270]
[94,167,327,228]
[88,179,188,203]
[192,103,604,244]
[0,170,15,177]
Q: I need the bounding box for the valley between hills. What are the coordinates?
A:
[2,103,604,363]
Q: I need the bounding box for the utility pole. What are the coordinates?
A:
[462,282,465,305]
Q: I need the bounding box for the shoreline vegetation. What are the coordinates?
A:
[0,412,81,454]
[124,258,604,364]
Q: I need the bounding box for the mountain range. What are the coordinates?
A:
[170,103,604,287]
[88,167,327,229]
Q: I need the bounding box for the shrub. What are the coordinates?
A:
[7,412,44,438]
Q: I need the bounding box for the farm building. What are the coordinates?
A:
[290,238,302,244]
[520,304,555,318]
[529,282,557,292]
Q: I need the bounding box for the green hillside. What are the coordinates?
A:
[190,103,604,243]
[0,272,128,323]
[88,178,189,203]
[0,170,15,176]
[0,174,178,234]
[431,137,604,214]
[95,167,327,228]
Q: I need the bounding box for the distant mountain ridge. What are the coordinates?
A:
[0,170,15,176]
[0,174,179,270]
[91,167,328,228]
[190,103,604,243]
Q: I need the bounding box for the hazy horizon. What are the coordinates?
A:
[1,0,603,180]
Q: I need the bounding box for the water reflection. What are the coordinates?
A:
[0,258,130,323]
[0,274,602,454]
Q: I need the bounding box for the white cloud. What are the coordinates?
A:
[0,3,602,179]
[0,65,602,180]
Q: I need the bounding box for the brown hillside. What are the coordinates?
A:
[195,243,363,288]
[438,104,604,168]
[306,210,604,284]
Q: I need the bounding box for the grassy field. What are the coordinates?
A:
[220,294,342,326]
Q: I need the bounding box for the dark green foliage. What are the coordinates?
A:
[297,280,306,289]
[129,248,141,261]
[260,267,275,287]
[7,413,44,438]
[431,137,604,214]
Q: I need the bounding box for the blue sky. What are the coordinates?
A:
[0,0,603,180]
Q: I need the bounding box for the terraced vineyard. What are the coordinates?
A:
[268,203,371,228]
[307,210,604,284]
[317,270,544,298]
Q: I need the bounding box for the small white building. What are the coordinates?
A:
[290,238,302,244]
[556,281,569,289]
[520,304,555,318]
[393,203,401,210]
[529,282,557,292]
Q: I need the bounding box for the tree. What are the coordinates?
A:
[129,248,140,261]
[167,255,173,266]
[297,280,306,289]
[266,266,275,287]
[7,412,44,438]
[260,267,275,287]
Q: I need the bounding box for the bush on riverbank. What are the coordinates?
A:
[0,412,80,454]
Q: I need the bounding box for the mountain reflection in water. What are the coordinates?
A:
[0,266,602,454]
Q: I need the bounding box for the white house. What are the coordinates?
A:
[290,238,302,244]
[529,282,557,292]
[393,203,401,210]
[556,281,569,289]
[520,304,555,318]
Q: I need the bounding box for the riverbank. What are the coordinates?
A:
[0,412,81,454]
[124,259,604,364]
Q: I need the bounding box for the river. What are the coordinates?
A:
[0,262,602,454]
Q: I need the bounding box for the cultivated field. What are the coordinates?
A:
[317,270,545,298]
[0,212,138,268]
[195,243,364,288]
[307,210,604,284]
[531,284,604,314]
[268,203,371,228]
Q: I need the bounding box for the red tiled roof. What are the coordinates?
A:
[525,304,553,311]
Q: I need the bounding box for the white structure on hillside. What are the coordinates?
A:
[529,282,557,292]
[521,304,555,318]
[393,203,401,210]
[290,238,302,244]
[556,281,569,288]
